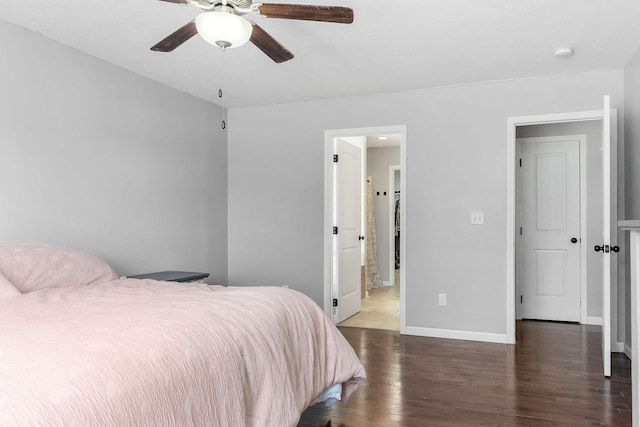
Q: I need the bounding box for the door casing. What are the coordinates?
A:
[506,109,617,345]
[324,125,407,333]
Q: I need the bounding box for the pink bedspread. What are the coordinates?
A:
[0,280,365,426]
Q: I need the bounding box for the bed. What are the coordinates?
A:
[0,243,365,427]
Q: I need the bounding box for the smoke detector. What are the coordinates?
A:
[554,47,574,58]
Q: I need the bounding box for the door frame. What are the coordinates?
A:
[506,109,616,344]
[324,125,407,333]
[389,165,401,287]
[515,135,587,322]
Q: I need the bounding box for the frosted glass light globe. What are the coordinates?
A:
[196,11,253,49]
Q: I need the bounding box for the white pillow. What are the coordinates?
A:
[0,243,118,293]
[0,270,20,297]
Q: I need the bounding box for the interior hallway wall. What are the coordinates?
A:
[0,21,228,284]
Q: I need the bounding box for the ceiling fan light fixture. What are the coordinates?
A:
[195,11,253,49]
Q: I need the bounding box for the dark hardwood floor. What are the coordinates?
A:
[298,321,631,427]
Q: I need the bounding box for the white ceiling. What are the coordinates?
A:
[366,135,400,148]
[2,0,640,108]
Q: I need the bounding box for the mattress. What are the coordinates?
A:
[0,279,365,426]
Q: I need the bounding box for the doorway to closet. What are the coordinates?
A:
[324,125,406,333]
[507,97,618,379]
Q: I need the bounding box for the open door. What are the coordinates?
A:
[599,94,618,378]
[334,138,362,322]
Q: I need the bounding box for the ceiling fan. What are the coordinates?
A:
[151,0,354,63]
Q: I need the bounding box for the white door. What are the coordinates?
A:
[600,95,613,377]
[335,138,362,322]
[517,138,581,321]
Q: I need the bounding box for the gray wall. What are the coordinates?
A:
[228,69,624,336]
[366,146,400,282]
[624,47,640,347]
[0,21,228,284]
[625,50,640,220]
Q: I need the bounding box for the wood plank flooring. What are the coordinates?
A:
[297,321,631,426]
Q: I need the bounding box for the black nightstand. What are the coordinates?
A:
[128,271,209,283]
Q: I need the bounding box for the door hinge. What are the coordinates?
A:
[520,295,523,304]
[520,227,523,236]
[333,226,338,235]
[333,154,339,163]
[519,158,522,167]
[333,298,338,307]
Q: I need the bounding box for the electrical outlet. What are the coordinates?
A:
[471,211,484,225]
[438,293,447,306]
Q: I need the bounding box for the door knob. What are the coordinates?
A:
[570,237,578,244]
[595,245,620,253]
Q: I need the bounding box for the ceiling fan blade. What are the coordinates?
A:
[151,20,198,52]
[155,0,191,4]
[250,23,294,63]
[249,23,294,63]
[259,3,354,24]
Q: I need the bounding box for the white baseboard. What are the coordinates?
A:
[584,316,603,326]
[625,343,632,360]
[403,321,617,346]
[381,281,391,287]
[404,326,510,344]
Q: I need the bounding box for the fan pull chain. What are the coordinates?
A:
[219,49,227,130]
[219,89,226,129]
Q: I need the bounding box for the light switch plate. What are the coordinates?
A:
[438,293,447,306]
[471,211,484,225]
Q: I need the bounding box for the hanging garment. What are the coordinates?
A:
[365,178,382,290]
[395,195,401,268]
[395,197,401,236]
